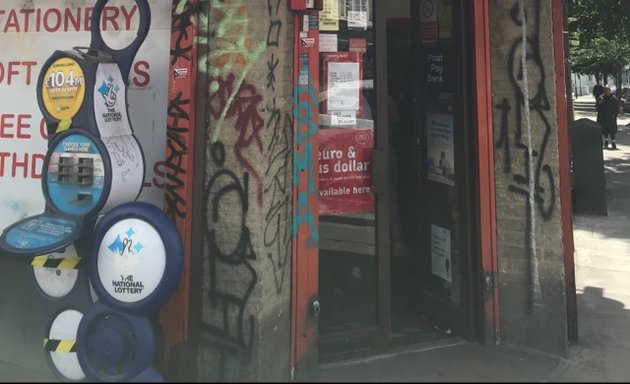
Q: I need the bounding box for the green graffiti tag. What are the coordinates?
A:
[198,0,267,143]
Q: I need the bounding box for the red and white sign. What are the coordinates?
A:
[318,128,374,215]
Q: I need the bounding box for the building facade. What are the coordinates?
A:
[167,0,574,381]
[0,0,575,382]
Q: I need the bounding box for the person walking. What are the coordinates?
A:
[593,81,604,112]
[597,86,619,150]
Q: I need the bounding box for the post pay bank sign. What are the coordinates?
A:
[0,0,171,233]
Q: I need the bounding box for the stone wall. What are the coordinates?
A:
[489,0,568,355]
[196,0,294,381]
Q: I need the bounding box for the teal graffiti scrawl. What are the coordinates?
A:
[292,65,318,245]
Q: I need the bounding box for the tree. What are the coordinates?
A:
[568,0,630,97]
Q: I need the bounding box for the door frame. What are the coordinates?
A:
[290,0,501,375]
[471,0,500,343]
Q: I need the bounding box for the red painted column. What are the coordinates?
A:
[290,10,320,373]
[552,0,578,344]
[158,0,200,365]
[472,0,500,344]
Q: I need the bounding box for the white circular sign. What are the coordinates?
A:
[96,218,166,303]
[33,245,80,299]
[48,309,85,381]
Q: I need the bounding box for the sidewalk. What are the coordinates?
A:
[314,109,630,382]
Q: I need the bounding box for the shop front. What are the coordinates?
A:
[290,0,498,375]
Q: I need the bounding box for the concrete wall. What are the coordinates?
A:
[196,0,294,381]
[489,0,568,355]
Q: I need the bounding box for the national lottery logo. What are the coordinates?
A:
[107,226,144,256]
[97,75,123,123]
[98,76,119,108]
[107,227,145,295]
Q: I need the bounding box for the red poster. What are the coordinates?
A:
[318,128,374,215]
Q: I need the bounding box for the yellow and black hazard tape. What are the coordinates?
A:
[43,338,77,353]
[31,256,81,270]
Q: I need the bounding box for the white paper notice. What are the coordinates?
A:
[348,11,368,29]
[320,34,339,52]
[431,224,452,282]
[331,111,357,126]
[327,62,360,111]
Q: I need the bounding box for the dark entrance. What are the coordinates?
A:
[316,0,481,363]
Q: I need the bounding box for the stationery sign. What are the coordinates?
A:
[318,128,374,215]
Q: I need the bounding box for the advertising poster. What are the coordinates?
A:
[426,112,455,186]
[318,128,374,215]
[0,0,171,233]
[431,224,452,282]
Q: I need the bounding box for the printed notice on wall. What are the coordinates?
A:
[319,128,374,215]
[320,33,339,52]
[319,0,340,31]
[426,112,455,186]
[431,224,452,282]
[347,0,369,29]
[327,62,361,112]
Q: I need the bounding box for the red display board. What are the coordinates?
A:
[318,127,374,215]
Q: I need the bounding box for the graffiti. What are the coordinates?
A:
[207,74,265,205]
[267,53,279,91]
[204,0,267,143]
[263,0,292,293]
[292,66,318,245]
[494,0,556,308]
[159,91,190,220]
[203,141,257,380]
[264,100,292,293]
[171,0,200,65]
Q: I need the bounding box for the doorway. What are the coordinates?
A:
[315,0,481,363]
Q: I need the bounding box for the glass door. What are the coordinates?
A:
[317,0,389,362]
[402,0,478,340]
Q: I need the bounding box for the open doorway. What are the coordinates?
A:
[316,0,481,363]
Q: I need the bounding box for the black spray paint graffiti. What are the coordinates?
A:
[495,0,556,309]
[263,0,292,294]
[203,141,257,380]
[264,99,292,294]
[158,91,189,220]
[171,0,201,65]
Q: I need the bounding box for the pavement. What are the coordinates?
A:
[313,97,630,383]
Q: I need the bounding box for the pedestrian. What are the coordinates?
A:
[593,82,604,112]
[597,86,619,150]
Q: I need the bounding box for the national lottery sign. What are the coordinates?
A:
[0,0,171,233]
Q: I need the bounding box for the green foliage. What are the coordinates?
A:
[568,0,630,78]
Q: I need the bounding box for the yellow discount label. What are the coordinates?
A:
[41,57,85,121]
